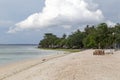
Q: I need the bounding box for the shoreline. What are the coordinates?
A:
[0,53,68,80]
[0,48,69,67]
[1,49,120,80]
[39,48,81,53]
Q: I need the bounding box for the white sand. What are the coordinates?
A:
[0,49,120,80]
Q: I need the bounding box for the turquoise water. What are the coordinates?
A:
[0,45,63,65]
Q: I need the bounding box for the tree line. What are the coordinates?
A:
[38,23,120,49]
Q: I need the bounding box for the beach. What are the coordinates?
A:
[0,49,120,80]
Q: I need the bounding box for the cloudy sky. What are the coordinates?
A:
[0,0,119,44]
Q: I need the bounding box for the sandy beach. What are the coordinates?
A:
[0,49,120,80]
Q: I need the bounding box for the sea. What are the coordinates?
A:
[0,44,64,65]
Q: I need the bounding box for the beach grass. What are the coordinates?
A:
[40,48,81,53]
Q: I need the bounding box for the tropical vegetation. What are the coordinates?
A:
[38,23,120,49]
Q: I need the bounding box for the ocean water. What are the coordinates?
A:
[0,45,64,65]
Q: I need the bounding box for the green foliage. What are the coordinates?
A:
[40,33,58,48]
[83,34,97,48]
[66,30,85,48]
[39,23,120,49]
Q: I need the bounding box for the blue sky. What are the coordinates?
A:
[0,0,120,44]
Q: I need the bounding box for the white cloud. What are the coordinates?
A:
[8,0,104,33]
[106,20,116,27]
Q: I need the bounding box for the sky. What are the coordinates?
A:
[0,0,120,44]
